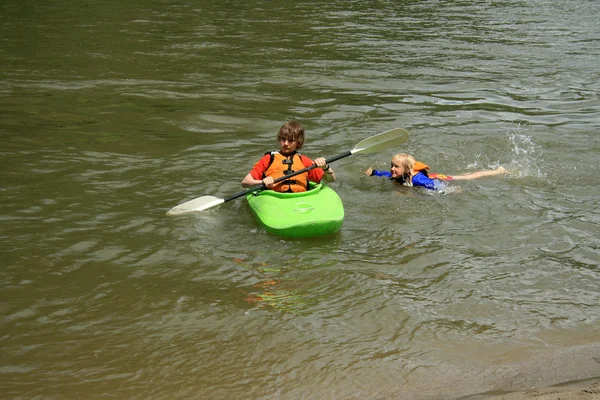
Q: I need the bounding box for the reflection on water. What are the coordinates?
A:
[1,0,600,398]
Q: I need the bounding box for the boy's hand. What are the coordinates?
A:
[263,176,274,188]
[313,157,327,168]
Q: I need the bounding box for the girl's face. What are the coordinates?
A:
[389,161,405,179]
[279,137,298,155]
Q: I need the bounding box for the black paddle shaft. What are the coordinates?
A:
[224,151,352,203]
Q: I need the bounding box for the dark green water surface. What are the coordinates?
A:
[2,1,599,399]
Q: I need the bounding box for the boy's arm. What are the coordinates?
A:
[303,155,335,182]
[241,155,270,187]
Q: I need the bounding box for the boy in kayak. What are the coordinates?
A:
[241,121,336,192]
[365,153,505,191]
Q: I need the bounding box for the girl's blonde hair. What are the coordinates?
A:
[391,153,415,185]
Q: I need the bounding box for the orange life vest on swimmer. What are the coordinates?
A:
[413,161,430,176]
[415,161,453,181]
[264,151,309,193]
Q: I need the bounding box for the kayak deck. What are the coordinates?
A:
[246,182,344,238]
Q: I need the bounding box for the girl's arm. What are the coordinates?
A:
[365,167,391,178]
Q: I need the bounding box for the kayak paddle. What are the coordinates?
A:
[166,127,409,216]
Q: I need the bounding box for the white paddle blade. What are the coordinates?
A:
[351,128,409,155]
[166,196,225,216]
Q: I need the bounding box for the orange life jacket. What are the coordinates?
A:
[414,161,453,180]
[264,151,309,193]
[413,161,430,175]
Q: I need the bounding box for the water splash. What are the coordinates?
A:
[506,129,546,180]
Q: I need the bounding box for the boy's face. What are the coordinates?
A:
[279,137,298,155]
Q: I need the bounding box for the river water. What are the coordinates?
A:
[2,1,600,399]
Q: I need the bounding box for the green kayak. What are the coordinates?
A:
[246,182,344,238]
